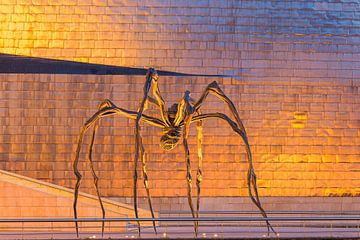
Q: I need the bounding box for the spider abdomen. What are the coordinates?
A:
[160,126,182,151]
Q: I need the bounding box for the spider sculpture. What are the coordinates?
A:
[73,68,275,237]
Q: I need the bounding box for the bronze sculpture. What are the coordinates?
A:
[73,68,275,236]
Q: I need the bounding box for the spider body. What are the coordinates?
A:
[160,125,181,150]
[72,68,276,237]
[159,103,181,150]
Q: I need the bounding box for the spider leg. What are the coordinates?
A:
[150,70,171,126]
[73,105,164,237]
[193,81,246,133]
[147,96,160,107]
[179,91,199,236]
[139,134,157,233]
[193,81,275,234]
[175,94,202,235]
[195,119,203,223]
[133,68,159,236]
[191,98,203,230]
[73,107,118,237]
[87,100,116,237]
[191,113,277,235]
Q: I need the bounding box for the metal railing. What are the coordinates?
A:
[0,216,360,223]
[0,212,359,239]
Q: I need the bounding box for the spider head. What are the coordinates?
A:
[160,126,181,151]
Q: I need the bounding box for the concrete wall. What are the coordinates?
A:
[0,169,155,235]
[0,0,359,202]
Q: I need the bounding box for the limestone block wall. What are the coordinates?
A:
[0,0,359,199]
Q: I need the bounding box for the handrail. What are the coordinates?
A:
[0,216,359,223]
[159,210,360,215]
[0,216,358,239]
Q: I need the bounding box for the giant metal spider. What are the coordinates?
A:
[73,68,275,237]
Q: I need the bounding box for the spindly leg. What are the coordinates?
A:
[87,100,116,236]
[187,98,203,226]
[179,91,198,235]
[194,81,246,133]
[73,105,164,237]
[133,68,158,235]
[184,122,198,236]
[190,113,276,235]
[193,82,275,234]
[150,70,171,126]
[195,119,203,222]
[73,107,118,237]
[133,126,141,234]
[139,134,157,233]
[192,102,204,230]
